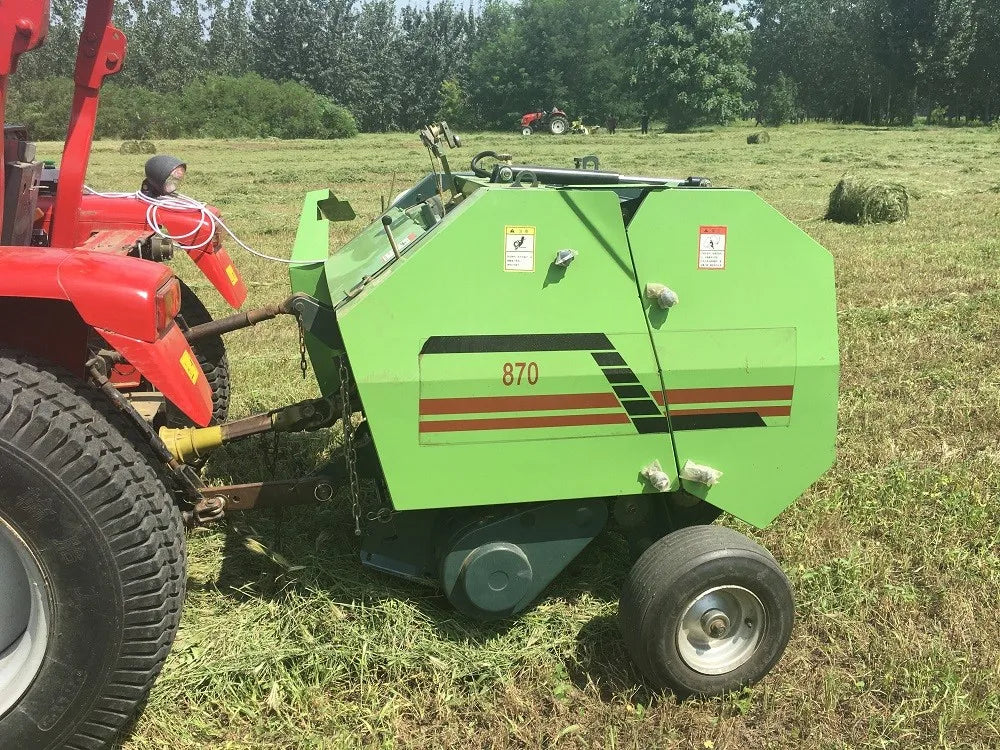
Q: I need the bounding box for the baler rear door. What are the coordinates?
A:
[625,188,839,528]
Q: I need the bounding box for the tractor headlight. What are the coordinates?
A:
[163,166,186,194]
[142,155,187,197]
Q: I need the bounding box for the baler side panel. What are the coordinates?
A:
[336,187,678,512]
[626,189,839,528]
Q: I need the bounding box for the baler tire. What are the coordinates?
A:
[0,350,185,750]
[165,280,230,428]
[618,525,793,697]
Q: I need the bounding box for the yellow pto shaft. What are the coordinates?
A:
[158,396,338,464]
[158,425,225,464]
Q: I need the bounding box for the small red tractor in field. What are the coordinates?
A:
[520,106,570,135]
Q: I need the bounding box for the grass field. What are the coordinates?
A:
[62,123,1000,749]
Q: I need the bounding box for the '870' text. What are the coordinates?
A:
[502,362,539,386]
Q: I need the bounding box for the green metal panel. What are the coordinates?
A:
[333,186,680,512]
[289,190,334,305]
[292,180,838,528]
[290,190,338,393]
[626,188,839,528]
[289,190,443,394]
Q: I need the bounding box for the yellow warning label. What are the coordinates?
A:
[179,349,199,384]
[503,225,536,272]
[225,264,239,285]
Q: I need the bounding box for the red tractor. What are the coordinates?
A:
[0,3,247,747]
[519,106,570,135]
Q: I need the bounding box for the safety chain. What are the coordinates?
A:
[297,317,308,379]
[338,353,363,535]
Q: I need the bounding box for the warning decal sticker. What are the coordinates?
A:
[698,225,727,270]
[504,225,536,272]
[179,349,200,384]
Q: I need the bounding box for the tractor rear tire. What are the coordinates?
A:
[0,351,185,749]
[549,117,568,135]
[619,525,794,697]
[165,280,230,428]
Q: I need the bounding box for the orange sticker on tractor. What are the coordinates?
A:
[225,264,239,285]
[179,349,199,384]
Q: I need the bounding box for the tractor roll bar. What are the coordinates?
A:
[49,0,124,247]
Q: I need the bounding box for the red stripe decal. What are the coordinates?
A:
[671,405,791,417]
[653,385,794,405]
[419,392,620,415]
[419,412,630,433]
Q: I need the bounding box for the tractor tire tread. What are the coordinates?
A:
[0,349,185,749]
[167,280,230,426]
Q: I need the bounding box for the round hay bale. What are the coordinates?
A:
[119,140,141,155]
[746,131,770,144]
[826,175,909,225]
[138,141,157,154]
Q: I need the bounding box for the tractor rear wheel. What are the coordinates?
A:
[618,525,794,697]
[165,279,230,427]
[549,116,568,135]
[0,351,185,749]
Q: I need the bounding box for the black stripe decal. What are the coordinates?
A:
[592,351,626,367]
[613,384,648,399]
[421,333,613,354]
[631,416,671,433]
[601,368,640,384]
[622,399,663,416]
[672,412,767,431]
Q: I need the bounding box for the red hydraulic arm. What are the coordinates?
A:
[0,2,50,239]
[50,1,126,247]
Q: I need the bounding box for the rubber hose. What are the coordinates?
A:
[470,150,500,178]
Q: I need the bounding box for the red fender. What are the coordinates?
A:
[0,246,213,426]
[99,325,212,426]
[188,240,248,309]
[39,193,249,309]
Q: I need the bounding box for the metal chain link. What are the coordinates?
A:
[367,507,394,524]
[338,353,363,535]
[297,317,308,379]
[364,480,394,524]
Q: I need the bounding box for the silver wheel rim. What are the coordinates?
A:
[522,127,532,136]
[551,120,565,134]
[677,585,764,675]
[0,516,49,717]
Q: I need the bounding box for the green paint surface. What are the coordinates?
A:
[290,179,838,527]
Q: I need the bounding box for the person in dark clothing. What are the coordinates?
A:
[606,115,617,135]
[640,113,650,134]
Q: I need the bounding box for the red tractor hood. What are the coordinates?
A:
[37,193,248,309]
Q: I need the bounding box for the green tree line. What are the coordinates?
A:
[10,0,1000,137]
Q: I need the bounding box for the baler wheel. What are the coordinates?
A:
[0,350,185,749]
[618,525,794,697]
